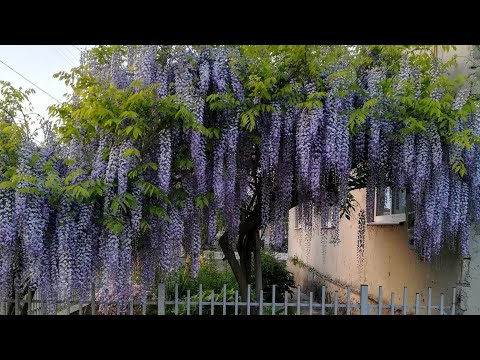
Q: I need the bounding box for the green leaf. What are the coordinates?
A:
[123,147,141,159]
[133,127,142,139]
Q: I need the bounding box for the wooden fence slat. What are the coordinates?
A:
[186,289,191,315]
[402,287,408,315]
[284,291,288,315]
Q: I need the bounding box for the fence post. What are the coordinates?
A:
[157,283,165,315]
[296,286,301,315]
[199,284,203,316]
[427,288,432,315]
[390,292,395,315]
[27,290,32,315]
[414,293,420,315]
[211,290,215,315]
[271,285,276,315]
[15,291,20,315]
[451,288,456,315]
[378,286,383,315]
[309,292,313,315]
[334,291,338,315]
[41,295,47,315]
[91,283,96,315]
[247,284,251,315]
[346,287,351,315]
[222,284,227,315]
[174,283,179,315]
[321,286,325,315]
[234,290,239,315]
[402,287,408,315]
[440,293,444,315]
[259,290,263,315]
[360,285,369,315]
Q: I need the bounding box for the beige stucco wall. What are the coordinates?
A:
[288,189,462,312]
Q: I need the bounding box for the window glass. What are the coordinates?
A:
[376,187,406,216]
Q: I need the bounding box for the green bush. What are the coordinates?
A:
[254,250,295,303]
[146,249,295,314]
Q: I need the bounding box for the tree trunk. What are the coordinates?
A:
[218,233,248,309]
[218,204,262,314]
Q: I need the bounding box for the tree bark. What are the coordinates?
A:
[218,233,248,308]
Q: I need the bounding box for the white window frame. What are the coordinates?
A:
[373,187,406,224]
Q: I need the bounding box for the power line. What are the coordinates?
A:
[0,58,61,103]
[57,47,76,68]
[72,45,81,52]
[66,47,79,63]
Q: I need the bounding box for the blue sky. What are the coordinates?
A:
[0,45,93,120]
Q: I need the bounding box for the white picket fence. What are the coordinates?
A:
[0,283,458,315]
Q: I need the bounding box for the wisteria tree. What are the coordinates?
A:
[1,45,479,313]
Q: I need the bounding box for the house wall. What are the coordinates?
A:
[288,189,462,312]
[460,225,480,314]
[287,45,480,313]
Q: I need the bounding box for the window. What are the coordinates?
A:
[373,187,406,224]
[321,206,336,229]
[294,206,336,229]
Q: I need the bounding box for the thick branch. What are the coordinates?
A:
[218,232,242,282]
